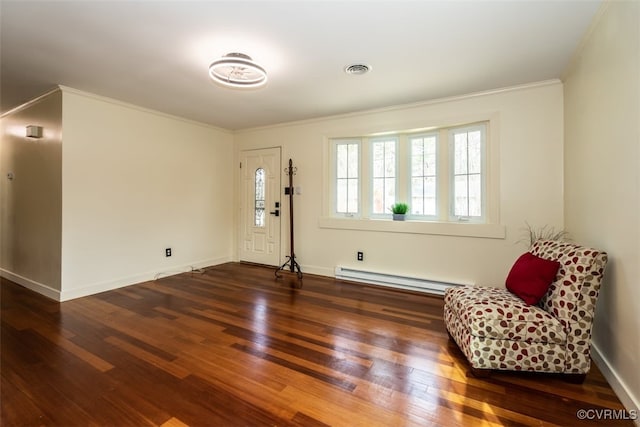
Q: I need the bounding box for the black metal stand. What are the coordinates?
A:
[275,158,303,283]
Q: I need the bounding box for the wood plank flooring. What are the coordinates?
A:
[1,263,634,426]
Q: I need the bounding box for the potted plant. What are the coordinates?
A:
[390,202,409,221]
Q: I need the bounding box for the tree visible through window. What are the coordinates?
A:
[371,138,396,214]
[451,127,483,219]
[410,134,437,216]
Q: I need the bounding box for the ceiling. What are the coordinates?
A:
[1,1,602,131]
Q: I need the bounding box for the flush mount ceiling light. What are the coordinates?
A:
[209,53,267,89]
[344,63,371,75]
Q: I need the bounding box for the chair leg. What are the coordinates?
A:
[468,367,492,379]
[446,330,460,349]
[563,373,587,384]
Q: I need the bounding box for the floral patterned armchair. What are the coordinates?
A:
[444,240,608,382]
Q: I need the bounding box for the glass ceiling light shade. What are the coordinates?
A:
[208,53,267,88]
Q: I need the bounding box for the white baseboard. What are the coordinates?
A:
[300,264,335,278]
[59,271,150,301]
[0,269,61,300]
[60,256,232,301]
[591,343,640,426]
[2,257,232,302]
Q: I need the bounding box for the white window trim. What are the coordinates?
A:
[317,217,506,239]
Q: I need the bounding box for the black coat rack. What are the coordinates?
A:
[275,158,303,283]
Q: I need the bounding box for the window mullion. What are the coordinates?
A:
[439,129,449,221]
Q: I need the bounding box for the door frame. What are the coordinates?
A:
[237,147,282,266]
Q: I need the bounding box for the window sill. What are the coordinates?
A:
[318,217,506,239]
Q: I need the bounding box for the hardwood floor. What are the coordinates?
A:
[1,263,633,426]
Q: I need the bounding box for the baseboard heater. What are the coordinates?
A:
[334,266,470,296]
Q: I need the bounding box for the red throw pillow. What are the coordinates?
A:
[506,252,560,305]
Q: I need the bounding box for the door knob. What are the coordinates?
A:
[270,209,280,217]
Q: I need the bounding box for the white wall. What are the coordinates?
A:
[563,0,639,415]
[0,90,63,297]
[234,82,564,287]
[60,88,235,300]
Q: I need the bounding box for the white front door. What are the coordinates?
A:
[239,147,281,266]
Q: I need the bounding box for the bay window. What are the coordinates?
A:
[330,122,489,223]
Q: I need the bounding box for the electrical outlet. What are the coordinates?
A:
[357,251,364,261]
[165,248,172,257]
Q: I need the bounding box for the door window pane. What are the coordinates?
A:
[255,168,265,227]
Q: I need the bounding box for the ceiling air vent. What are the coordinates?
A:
[344,63,371,75]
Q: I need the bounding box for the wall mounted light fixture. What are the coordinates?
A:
[25,125,43,138]
[209,53,267,89]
